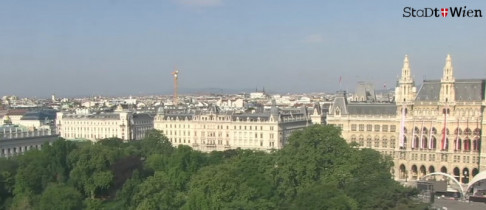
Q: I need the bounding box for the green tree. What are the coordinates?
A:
[185,150,276,210]
[273,125,353,201]
[38,184,82,210]
[68,144,120,199]
[131,171,184,210]
[0,158,18,208]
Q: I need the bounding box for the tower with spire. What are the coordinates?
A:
[439,54,455,103]
[395,55,416,104]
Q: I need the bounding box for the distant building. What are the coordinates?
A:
[327,55,486,183]
[56,105,153,141]
[154,101,310,152]
[353,81,376,102]
[0,124,58,158]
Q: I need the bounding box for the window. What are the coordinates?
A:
[367,124,372,132]
[374,125,380,132]
[359,135,364,146]
[382,136,388,148]
[390,136,396,148]
[390,125,396,132]
[366,136,372,148]
[374,136,380,147]
[359,124,364,131]
[351,124,357,131]
[382,125,388,132]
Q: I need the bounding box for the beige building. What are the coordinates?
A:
[56,106,153,141]
[327,55,486,184]
[154,103,310,152]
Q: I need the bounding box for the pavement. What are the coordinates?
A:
[431,198,486,210]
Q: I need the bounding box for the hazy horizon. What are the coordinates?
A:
[2,0,486,98]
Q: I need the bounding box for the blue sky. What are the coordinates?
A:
[1,0,485,97]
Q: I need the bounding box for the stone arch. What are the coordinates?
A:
[472,168,479,177]
[421,172,465,199]
[399,164,407,179]
[411,165,418,180]
[464,128,472,135]
[453,167,460,181]
[441,166,447,174]
[429,165,435,173]
[419,165,426,177]
[462,168,470,184]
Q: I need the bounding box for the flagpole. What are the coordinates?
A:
[400,104,406,148]
[455,119,459,151]
[419,119,424,149]
[412,119,416,149]
[429,120,433,149]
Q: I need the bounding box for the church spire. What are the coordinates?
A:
[440,54,455,102]
[396,54,416,103]
[442,54,454,82]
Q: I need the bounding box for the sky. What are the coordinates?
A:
[1,0,486,98]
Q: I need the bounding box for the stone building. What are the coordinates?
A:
[56,105,153,141]
[154,102,310,152]
[327,55,486,184]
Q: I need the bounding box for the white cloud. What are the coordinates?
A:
[302,34,324,44]
[175,0,223,7]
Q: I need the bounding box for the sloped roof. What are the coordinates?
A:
[415,79,484,102]
[347,103,396,115]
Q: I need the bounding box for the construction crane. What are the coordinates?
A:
[172,69,179,105]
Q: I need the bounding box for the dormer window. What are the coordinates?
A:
[335,107,341,116]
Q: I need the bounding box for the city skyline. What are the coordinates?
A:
[1,0,486,97]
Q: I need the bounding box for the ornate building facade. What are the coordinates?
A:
[154,103,310,152]
[327,55,486,184]
[56,106,154,141]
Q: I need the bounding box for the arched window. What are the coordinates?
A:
[454,138,462,151]
[351,135,357,143]
[374,136,380,147]
[390,136,396,148]
[413,136,419,149]
[359,135,364,146]
[422,127,428,135]
[382,136,388,148]
[474,128,481,136]
[473,138,479,151]
[455,128,462,135]
[421,136,428,149]
[464,138,471,151]
[432,127,437,135]
[464,128,472,136]
[431,136,437,149]
[366,136,372,148]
